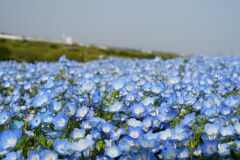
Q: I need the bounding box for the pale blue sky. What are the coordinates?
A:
[0,0,240,55]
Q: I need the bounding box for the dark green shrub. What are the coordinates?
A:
[0,45,12,61]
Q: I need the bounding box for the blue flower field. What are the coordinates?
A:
[0,55,240,160]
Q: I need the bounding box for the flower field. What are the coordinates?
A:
[0,55,240,160]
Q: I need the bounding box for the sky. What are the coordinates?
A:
[0,0,240,55]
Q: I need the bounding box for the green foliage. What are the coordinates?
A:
[0,45,12,61]
[0,38,180,62]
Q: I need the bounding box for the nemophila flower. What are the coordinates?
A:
[80,120,92,130]
[143,117,153,128]
[81,80,95,93]
[118,141,131,153]
[0,129,22,151]
[168,76,180,85]
[161,146,179,160]
[184,95,196,106]
[63,102,77,117]
[10,120,24,129]
[202,140,219,157]
[193,146,202,157]
[151,85,161,94]
[53,138,70,156]
[41,112,54,124]
[204,123,220,137]
[58,55,68,63]
[70,128,86,140]
[46,131,66,139]
[24,130,35,137]
[111,78,126,91]
[192,101,203,111]
[44,79,55,89]
[0,111,11,125]
[105,146,122,158]
[90,128,101,140]
[142,82,152,92]
[219,125,236,136]
[29,114,41,129]
[75,106,89,118]
[101,123,115,134]
[220,107,232,115]
[71,139,94,152]
[159,129,172,141]
[131,103,146,117]
[52,112,69,130]
[110,128,126,140]
[234,121,240,135]
[2,151,22,160]
[171,131,189,141]
[127,126,143,139]
[32,92,51,108]
[223,96,239,108]
[138,138,159,149]
[108,101,123,113]
[124,92,137,102]
[142,97,156,106]
[125,83,136,92]
[127,118,143,127]
[49,101,62,112]
[132,150,156,160]
[181,112,196,127]
[27,151,40,160]
[178,147,190,160]
[40,150,58,160]
[218,143,230,156]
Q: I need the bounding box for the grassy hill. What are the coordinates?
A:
[0,38,179,62]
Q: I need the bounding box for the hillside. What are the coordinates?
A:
[0,38,179,62]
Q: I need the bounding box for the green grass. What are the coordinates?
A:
[0,38,180,62]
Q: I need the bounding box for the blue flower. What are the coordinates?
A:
[127,126,143,139]
[132,150,156,160]
[81,80,95,93]
[75,106,89,118]
[111,79,125,91]
[29,114,41,129]
[0,111,11,125]
[27,151,40,160]
[178,147,190,160]
[32,92,51,108]
[161,146,179,160]
[204,123,220,137]
[131,103,146,117]
[105,146,122,158]
[40,150,58,160]
[138,138,159,149]
[2,151,22,160]
[10,120,24,129]
[110,128,126,140]
[181,112,195,127]
[52,112,69,130]
[219,125,236,137]
[46,131,66,139]
[53,138,70,155]
[41,112,54,124]
[70,128,86,140]
[202,140,218,157]
[90,128,101,140]
[218,143,230,156]
[108,101,123,113]
[118,141,131,153]
[101,123,115,134]
[0,129,22,151]
[71,139,94,152]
